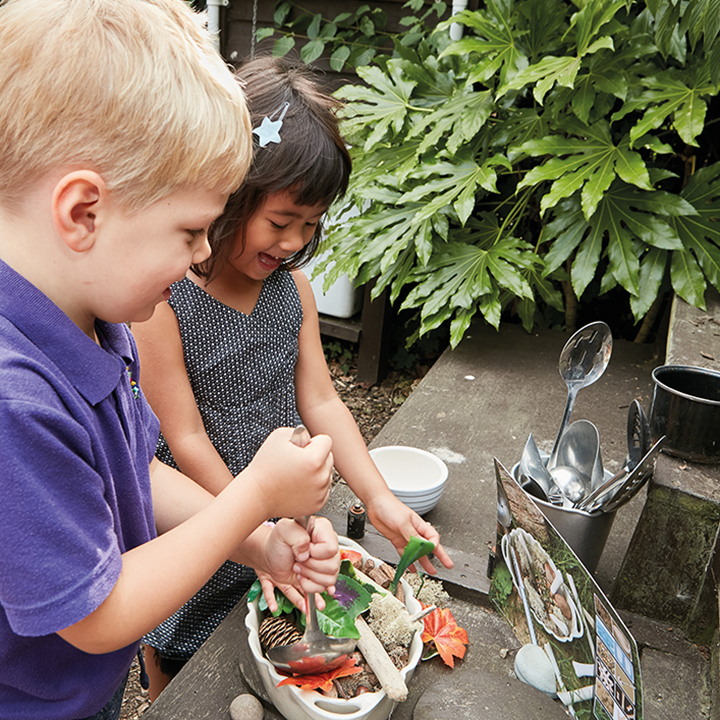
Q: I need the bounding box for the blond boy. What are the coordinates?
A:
[0,1,338,718]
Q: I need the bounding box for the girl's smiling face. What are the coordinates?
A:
[230,190,326,280]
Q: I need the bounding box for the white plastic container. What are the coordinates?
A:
[305,204,364,319]
[305,252,363,319]
[245,538,422,720]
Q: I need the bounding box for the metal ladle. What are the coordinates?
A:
[548,322,613,469]
[265,426,356,675]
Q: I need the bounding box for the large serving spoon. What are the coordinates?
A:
[548,322,613,468]
[265,426,356,675]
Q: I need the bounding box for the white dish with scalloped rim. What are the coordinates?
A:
[245,537,423,720]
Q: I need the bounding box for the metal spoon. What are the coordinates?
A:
[549,465,591,504]
[519,434,555,500]
[549,322,613,468]
[265,426,356,675]
[556,419,602,489]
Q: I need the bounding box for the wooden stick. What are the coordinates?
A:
[355,615,408,702]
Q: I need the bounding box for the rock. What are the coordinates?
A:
[513,644,557,697]
[229,693,263,720]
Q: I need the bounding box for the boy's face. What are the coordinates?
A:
[92,186,228,325]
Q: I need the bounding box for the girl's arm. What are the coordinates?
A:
[131,300,234,496]
[57,430,337,654]
[291,270,453,573]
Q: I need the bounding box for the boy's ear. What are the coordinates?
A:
[52,171,108,253]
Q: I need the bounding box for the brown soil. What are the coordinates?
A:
[119,348,426,719]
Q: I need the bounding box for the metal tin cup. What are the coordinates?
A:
[650,365,720,463]
[512,462,616,572]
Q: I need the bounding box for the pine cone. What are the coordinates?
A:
[258,615,302,651]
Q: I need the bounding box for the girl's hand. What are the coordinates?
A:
[261,517,339,614]
[365,492,453,573]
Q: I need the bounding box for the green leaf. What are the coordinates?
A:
[316,573,373,639]
[668,164,720,287]
[301,39,325,64]
[670,248,707,308]
[400,153,511,225]
[339,62,417,151]
[613,69,714,148]
[518,119,652,218]
[272,35,295,57]
[389,535,436,593]
[330,45,351,72]
[630,247,668,319]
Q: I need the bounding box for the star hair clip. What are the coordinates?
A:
[252,102,290,148]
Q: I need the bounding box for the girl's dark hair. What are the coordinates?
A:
[194,55,352,281]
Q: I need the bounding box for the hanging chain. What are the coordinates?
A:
[250,0,258,59]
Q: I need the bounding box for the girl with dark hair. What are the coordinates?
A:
[133,55,452,700]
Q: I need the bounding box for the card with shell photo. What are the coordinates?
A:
[489,458,643,720]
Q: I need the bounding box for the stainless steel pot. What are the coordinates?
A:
[650,365,720,463]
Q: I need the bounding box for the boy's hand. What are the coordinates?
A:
[365,492,453,573]
[246,427,333,519]
[260,517,340,614]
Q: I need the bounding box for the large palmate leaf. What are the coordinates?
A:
[667,164,720,301]
[518,118,652,218]
[339,61,417,150]
[612,66,715,147]
[407,88,495,156]
[401,228,535,346]
[542,180,692,299]
[400,151,512,225]
[437,4,528,87]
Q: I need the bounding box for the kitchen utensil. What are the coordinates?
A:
[579,436,665,513]
[625,399,647,471]
[265,426,357,675]
[519,473,548,502]
[598,436,665,513]
[549,465,591,504]
[650,365,720,463]
[555,419,602,491]
[549,322,613,467]
[519,434,555,500]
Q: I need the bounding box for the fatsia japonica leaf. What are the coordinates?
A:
[338,61,417,151]
[542,180,689,298]
[437,5,528,87]
[400,152,511,225]
[667,164,720,289]
[518,118,652,218]
[400,233,534,346]
[630,247,668,319]
[407,89,495,156]
[612,67,715,147]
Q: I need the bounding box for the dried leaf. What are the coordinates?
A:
[421,607,469,668]
[276,656,363,692]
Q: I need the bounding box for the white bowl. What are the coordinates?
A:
[369,446,447,514]
[245,537,423,720]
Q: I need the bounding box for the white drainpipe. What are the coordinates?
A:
[449,0,469,41]
[206,0,229,52]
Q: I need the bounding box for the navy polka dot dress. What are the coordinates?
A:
[143,270,302,661]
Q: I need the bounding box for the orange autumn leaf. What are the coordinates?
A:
[340,548,363,565]
[276,656,363,693]
[421,607,469,668]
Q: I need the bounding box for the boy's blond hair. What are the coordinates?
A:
[0,0,251,211]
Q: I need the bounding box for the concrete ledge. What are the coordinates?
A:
[611,289,720,644]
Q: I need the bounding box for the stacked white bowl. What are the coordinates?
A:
[369,446,448,515]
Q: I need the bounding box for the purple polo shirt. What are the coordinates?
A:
[0,260,160,719]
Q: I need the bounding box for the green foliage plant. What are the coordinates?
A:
[269,0,720,346]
